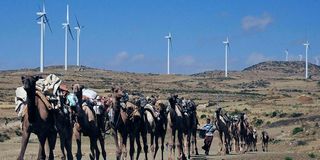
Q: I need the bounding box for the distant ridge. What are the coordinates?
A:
[243,61,320,75]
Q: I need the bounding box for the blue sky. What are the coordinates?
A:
[0,0,319,74]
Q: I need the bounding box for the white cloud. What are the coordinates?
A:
[131,54,145,62]
[176,55,196,66]
[246,53,270,65]
[115,51,129,64]
[242,13,273,31]
[112,51,145,65]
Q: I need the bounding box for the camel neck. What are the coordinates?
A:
[26,89,36,108]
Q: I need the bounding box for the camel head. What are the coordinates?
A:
[111,86,124,99]
[21,75,41,93]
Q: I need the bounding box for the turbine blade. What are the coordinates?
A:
[68,25,74,40]
[36,15,44,20]
[75,15,81,28]
[170,39,173,52]
[44,15,52,33]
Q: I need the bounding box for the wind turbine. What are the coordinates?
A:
[299,54,303,61]
[62,4,74,71]
[36,3,52,73]
[285,49,289,61]
[74,16,84,67]
[165,33,172,75]
[303,41,310,79]
[315,57,319,65]
[223,37,230,77]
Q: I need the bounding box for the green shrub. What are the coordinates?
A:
[308,153,316,158]
[292,127,303,135]
[284,157,293,160]
[253,118,264,127]
[291,112,303,118]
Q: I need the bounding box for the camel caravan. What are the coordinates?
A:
[14,74,269,160]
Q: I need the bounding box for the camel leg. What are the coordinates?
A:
[129,131,135,160]
[121,132,128,160]
[153,134,159,160]
[37,134,46,160]
[150,132,156,154]
[177,131,185,160]
[113,130,121,160]
[98,133,107,160]
[89,136,100,160]
[224,133,230,154]
[160,134,165,160]
[192,131,199,155]
[218,132,224,155]
[48,132,57,160]
[74,126,82,160]
[59,133,66,160]
[186,133,191,159]
[17,130,31,160]
[167,127,174,160]
[141,130,148,160]
[135,132,142,160]
[65,134,73,160]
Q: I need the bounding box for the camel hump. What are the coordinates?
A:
[35,91,52,110]
[82,105,95,122]
[175,104,183,117]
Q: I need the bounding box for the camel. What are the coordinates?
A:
[214,107,231,155]
[261,130,269,152]
[167,95,187,160]
[238,113,249,153]
[151,100,168,160]
[230,118,240,153]
[109,86,129,160]
[135,96,167,160]
[54,95,73,160]
[179,99,199,158]
[247,127,258,152]
[72,84,106,160]
[17,75,57,160]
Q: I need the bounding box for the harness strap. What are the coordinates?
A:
[36,91,52,110]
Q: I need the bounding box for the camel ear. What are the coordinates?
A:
[33,75,41,81]
[21,76,26,84]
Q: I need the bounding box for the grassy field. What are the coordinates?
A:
[1,63,320,159]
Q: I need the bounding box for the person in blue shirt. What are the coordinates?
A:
[201,118,216,155]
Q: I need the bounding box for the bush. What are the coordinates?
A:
[253,118,264,127]
[284,157,293,160]
[297,140,307,146]
[308,153,316,158]
[292,127,303,135]
[0,133,10,142]
[291,112,303,118]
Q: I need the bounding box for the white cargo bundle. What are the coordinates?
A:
[82,88,97,100]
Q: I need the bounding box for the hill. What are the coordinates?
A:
[1,62,320,159]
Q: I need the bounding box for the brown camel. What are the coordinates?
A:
[17,75,57,160]
[72,84,106,160]
[109,86,129,160]
[214,107,231,155]
[237,113,249,153]
[261,130,269,152]
[229,117,240,153]
[184,99,199,157]
[54,94,73,160]
[167,95,187,160]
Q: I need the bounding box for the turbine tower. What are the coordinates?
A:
[36,3,52,73]
[62,4,74,71]
[74,16,83,66]
[223,37,230,77]
[285,49,289,61]
[165,33,172,75]
[315,57,319,66]
[303,41,310,79]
